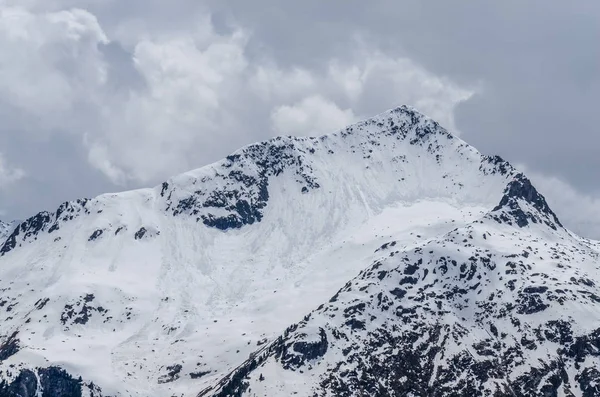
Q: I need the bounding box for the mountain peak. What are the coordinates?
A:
[491,173,563,230]
[0,107,593,397]
[0,106,555,257]
[330,104,452,143]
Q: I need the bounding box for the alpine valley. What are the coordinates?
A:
[0,106,598,397]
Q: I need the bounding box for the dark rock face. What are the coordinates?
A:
[134,227,147,240]
[0,366,86,397]
[0,199,89,256]
[480,155,512,176]
[274,328,329,370]
[190,371,211,379]
[164,138,322,231]
[158,364,183,384]
[0,331,19,361]
[88,229,103,241]
[60,294,108,327]
[0,212,51,255]
[0,369,38,397]
[200,169,270,230]
[38,367,83,397]
[492,173,562,230]
[34,298,50,310]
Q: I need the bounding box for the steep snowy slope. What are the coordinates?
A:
[207,180,600,396]
[0,106,597,397]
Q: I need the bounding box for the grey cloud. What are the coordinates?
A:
[99,42,146,91]
[0,132,114,217]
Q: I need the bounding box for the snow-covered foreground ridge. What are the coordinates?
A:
[0,106,598,397]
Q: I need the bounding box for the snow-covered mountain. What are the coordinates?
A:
[0,106,598,397]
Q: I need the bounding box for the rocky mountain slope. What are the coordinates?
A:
[0,106,598,397]
[206,181,600,397]
[0,221,16,242]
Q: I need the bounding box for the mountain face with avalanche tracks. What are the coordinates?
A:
[0,106,599,397]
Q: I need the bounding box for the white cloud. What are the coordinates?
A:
[0,4,476,189]
[87,28,251,184]
[327,51,476,134]
[328,62,364,102]
[271,95,356,136]
[84,136,127,186]
[250,66,316,102]
[0,7,108,134]
[264,47,475,137]
[0,153,25,188]
[0,5,255,185]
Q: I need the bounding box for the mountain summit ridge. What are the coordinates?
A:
[1,105,553,256]
[0,106,597,397]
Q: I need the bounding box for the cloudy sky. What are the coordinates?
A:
[0,0,598,238]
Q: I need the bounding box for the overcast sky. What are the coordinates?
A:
[0,0,598,238]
